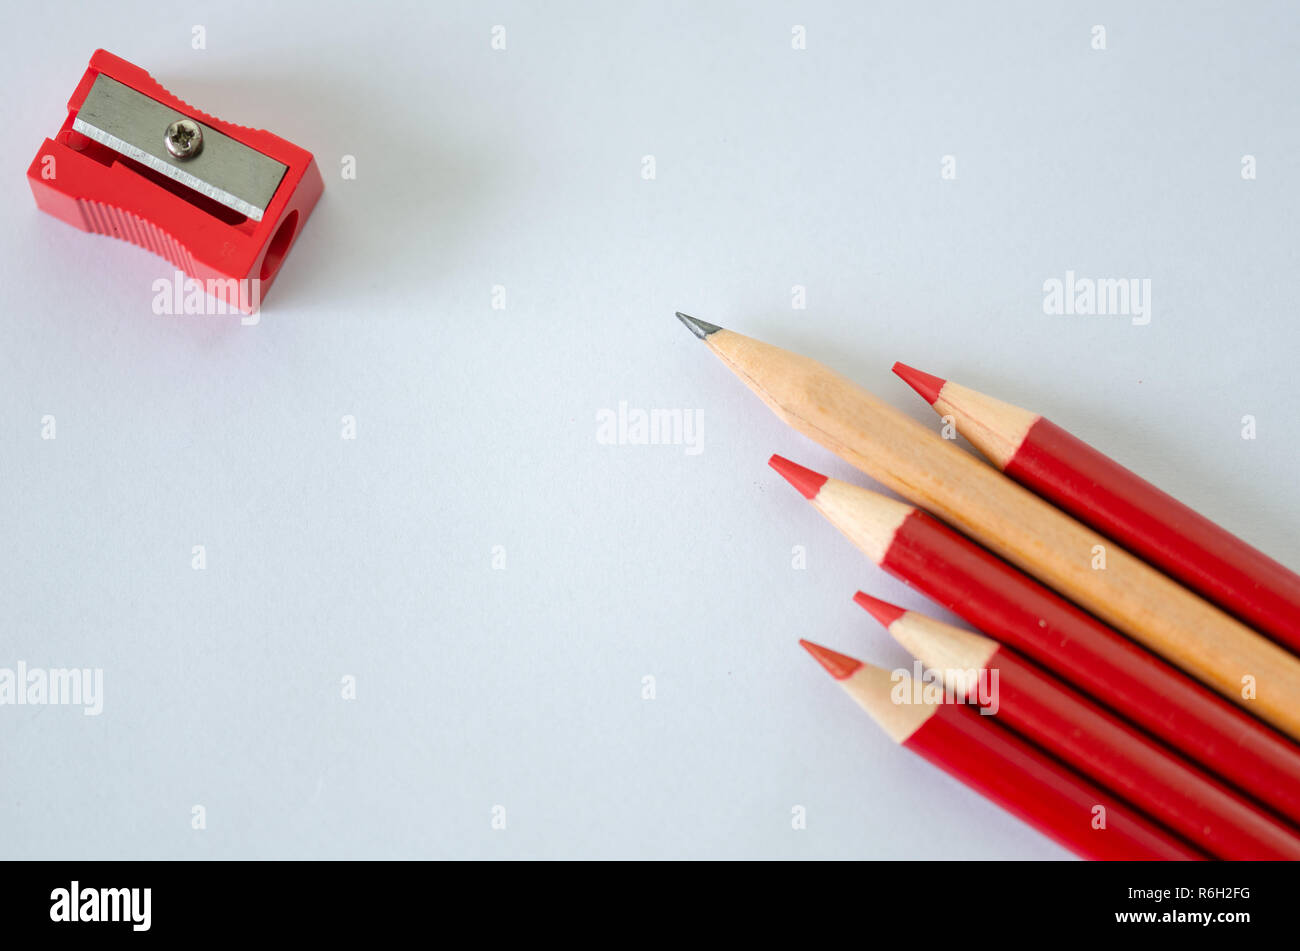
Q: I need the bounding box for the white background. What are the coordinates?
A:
[2,1,1298,859]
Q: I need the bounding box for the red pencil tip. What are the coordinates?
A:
[853,591,908,629]
[768,455,829,500]
[799,640,864,680]
[892,362,947,406]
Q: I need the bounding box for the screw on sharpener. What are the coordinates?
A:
[164,119,202,159]
[26,50,324,315]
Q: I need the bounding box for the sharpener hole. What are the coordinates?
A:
[260,210,299,283]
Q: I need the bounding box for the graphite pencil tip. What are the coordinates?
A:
[892,362,947,406]
[799,639,864,680]
[768,454,829,500]
[853,591,908,630]
[675,312,723,339]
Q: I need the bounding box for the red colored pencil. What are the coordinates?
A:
[799,641,1203,860]
[893,362,1300,654]
[770,454,1300,827]
[856,593,1300,859]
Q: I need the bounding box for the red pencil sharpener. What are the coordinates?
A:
[27,50,323,314]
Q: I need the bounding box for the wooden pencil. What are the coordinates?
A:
[799,640,1204,860]
[769,454,1300,826]
[893,362,1300,654]
[855,593,1300,859]
[677,313,1300,739]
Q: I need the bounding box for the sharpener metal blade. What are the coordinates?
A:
[71,74,287,221]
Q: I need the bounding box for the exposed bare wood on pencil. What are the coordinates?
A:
[800,641,936,742]
[769,455,913,563]
[894,364,1036,469]
[813,480,912,564]
[864,594,999,674]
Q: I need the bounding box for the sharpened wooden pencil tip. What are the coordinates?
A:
[799,639,864,680]
[892,362,947,406]
[675,312,723,339]
[769,454,829,499]
[853,591,907,630]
